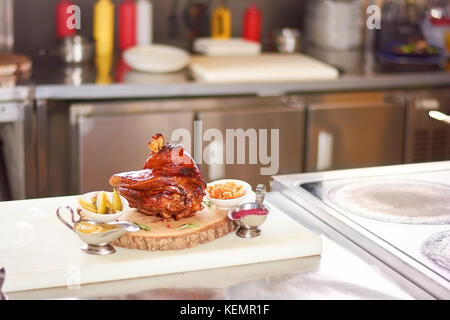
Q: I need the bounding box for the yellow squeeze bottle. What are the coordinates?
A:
[211,4,231,39]
[93,0,115,57]
[95,55,113,84]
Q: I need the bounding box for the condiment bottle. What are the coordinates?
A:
[242,3,261,42]
[118,0,136,51]
[93,0,115,57]
[56,0,76,39]
[115,57,132,82]
[183,0,210,52]
[211,1,231,39]
[136,0,153,45]
[95,55,113,84]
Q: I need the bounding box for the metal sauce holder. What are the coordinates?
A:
[228,184,270,238]
[56,206,139,255]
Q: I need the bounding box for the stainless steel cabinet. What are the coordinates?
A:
[304,93,405,172]
[36,89,449,197]
[0,103,25,200]
[404,89,450,163]
[197,98,305,189]
[69,97,305,193]
[70,102,194,193]
[0,91,35,200]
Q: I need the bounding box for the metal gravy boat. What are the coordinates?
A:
[56,206,139,255]
[228,184,270,238]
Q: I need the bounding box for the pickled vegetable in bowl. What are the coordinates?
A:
[207,181,247,200]
[78,189,129,223]
[206,179,252,211]
[78,188,122,214]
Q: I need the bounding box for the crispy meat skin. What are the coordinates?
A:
[109,134,206,220]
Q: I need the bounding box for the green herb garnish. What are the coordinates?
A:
[202,198,213,208]
[176,223,200,230]
[133,221,151,231]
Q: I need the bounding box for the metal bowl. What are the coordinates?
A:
[228,202,270,238]
[57,35,95,64]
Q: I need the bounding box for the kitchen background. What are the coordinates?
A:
[0,0,449,201]
[14,0,305,56]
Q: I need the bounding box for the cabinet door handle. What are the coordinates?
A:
[316,130,334,171]
[415,98,440,110]
[429,110,450,125]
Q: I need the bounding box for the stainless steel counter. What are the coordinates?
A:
[14,53,448,100]
[34,71,450,101]
[31,71,450,100]
[0,86,30,102]
[6,191,431,300]
[0,51,447,101]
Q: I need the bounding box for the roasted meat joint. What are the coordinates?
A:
[109,134,207,220]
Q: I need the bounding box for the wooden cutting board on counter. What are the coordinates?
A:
[189,53,339,83]
[0,196,321,293]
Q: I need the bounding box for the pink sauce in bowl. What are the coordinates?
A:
[231,208,268,220]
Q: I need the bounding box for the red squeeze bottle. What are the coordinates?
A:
[56,0,77,38]
[118,0,137,51]
[115,57,132,82]
[242,4,261,42]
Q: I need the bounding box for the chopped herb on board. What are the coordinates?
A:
[202,199,213,208]
[133,221,151,231]
[176,223,200,230]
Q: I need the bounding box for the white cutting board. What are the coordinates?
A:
[189,53,339,83]
[0,196,321,293]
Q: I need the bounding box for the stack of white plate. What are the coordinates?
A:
[123,45,190,73]
[305,0,363,50]
[193,38,261,56]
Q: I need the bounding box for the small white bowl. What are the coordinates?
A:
[78,191,129,223]
[206,179,252,211]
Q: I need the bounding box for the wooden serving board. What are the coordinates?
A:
[112,207,236,251]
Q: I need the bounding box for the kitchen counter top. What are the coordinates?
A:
[33,70,450,101]
[4,192,431,300]
[32,58,450,100]
[271,161,450,300]
[1,52,449,102]
[0,85,30,102]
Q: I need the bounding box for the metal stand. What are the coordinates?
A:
[80,243,116,255]
[236,227,261,238]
